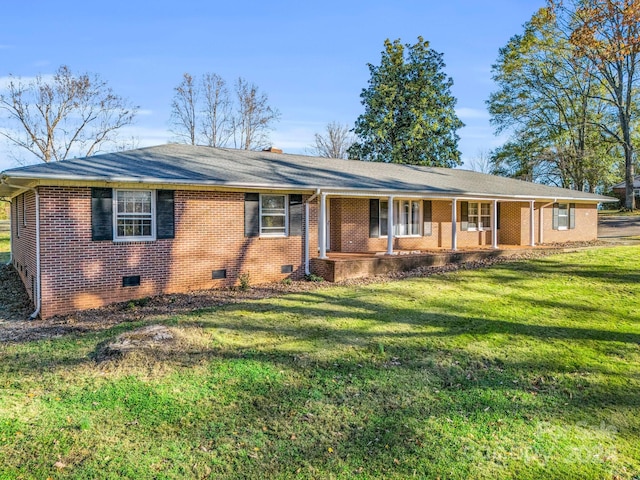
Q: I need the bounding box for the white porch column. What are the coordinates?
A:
[539,204,544,245]
[492,199,498,249]
[451,198,458,251]
[386,196,394,255]
[529,200,536,246]
[318,192,328,259]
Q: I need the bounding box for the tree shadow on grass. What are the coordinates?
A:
[2,296,638,478]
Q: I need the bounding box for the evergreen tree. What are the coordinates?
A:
[348,37,464,167]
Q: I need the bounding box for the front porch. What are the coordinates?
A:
[309,246,542,282]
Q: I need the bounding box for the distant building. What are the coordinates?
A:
[611,176,640,208]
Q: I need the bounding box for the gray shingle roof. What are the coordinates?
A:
[611,175,640,189]
[0,144,615,202]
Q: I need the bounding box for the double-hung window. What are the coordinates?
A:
[380,200,389,236]
[556,203,569,230]
[395,199,421,236]
[378,199,422,236]
[114,190,155,240]
[260,194,287,236]
[468,202,491,231]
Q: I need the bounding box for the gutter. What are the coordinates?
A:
[0,178,41,319]
[303,189,321,275]
[1,171,616,203]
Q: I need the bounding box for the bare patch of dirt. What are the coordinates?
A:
[0,264,34,323]
[0,241,607,343]
[94,324,176,361]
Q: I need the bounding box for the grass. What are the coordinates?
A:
[598,208,640,216]
[0,231,9,263]
[1,246,639,479]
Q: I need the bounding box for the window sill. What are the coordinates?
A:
[113,237,156,243]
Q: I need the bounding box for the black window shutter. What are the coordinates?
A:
[244,193,260,237]
[460,201,469,231]
[369,199,380,238]
[569,203,576,229]
[423,200,432,236]
[552,203,559,230]
[156,190,175,239]
[496,202,501,230]
[91,187,113,241]
[289,194,303,236]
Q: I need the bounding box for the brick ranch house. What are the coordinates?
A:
[0,144,614,319]
[611,175,640,208]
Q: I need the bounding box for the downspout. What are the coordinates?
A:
[0,179,41,319]
[304,189,321,275]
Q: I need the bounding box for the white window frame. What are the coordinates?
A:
[378,199,424,237]
[380,200,389,236]
[113,189,156,242]
[467,201,492,231]
[393,199,422,237]
[259,194,288,237]
[557,203,569,230]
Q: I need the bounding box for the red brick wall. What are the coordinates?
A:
[11,187,598,318]
[498,202,598,245]
[328,199,495,252]
[35,187,318,318]
[11,191,37,306]
[499,202,525,245]
[539,203,597,243]
[325,198,598,252]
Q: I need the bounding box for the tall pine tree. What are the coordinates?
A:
[348,37,464,167]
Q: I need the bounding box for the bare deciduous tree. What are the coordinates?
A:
[467,150,493,174]
[311,121,354,159]
[201,73,232,147]
[170,73,199,145]
[0,65,137,163]
[233,77,280,150]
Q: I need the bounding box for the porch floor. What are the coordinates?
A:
[310,246,547,282]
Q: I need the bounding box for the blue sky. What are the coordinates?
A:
[1,0,545,171]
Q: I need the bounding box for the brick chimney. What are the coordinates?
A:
[262,147,283,154]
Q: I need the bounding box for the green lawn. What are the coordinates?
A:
[598,209,640,216]
[1,247,639,479]
[0,230,9,263]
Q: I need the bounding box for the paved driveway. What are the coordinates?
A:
[598,215,640,238]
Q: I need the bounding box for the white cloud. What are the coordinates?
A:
[0,73,55,91]
[456,107,490,120]
[116,125,171,147]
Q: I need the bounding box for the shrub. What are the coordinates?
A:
[238,273,251,291]
[304,273,324,282]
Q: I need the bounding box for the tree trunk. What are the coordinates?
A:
[624,143,635,210]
